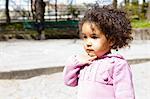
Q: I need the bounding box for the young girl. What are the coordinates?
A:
[63,5,135,99]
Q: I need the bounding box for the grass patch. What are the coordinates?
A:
[131,20,150,28]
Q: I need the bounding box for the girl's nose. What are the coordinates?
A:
[86,39,92,47]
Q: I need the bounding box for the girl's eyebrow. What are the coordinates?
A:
[80,32,98,36]
[79,33,86,38]
[80,33,86,35]
[90,32,99,36]
[91,33,97,35]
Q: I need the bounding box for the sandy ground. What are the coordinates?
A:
[0,39,150,71]
[0,62,149,99]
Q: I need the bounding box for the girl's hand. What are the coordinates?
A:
[76,54,97,66]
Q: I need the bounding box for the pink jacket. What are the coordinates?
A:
[63,53,135,99]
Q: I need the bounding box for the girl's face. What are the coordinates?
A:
[81,22,112,58]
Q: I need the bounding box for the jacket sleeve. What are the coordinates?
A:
[113,60,135,99]
[63,55,85,87]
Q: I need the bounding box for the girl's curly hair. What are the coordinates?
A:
[79,5,133,50]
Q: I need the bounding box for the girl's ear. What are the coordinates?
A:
[108,39,114,47]
[109,42,114,48]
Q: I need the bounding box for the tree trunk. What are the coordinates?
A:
[34,0,45,22]
[132,0,138,5]
[146,2,150,20]
[34,0,46,40]
[112,0,117,9]
[31,0,36,20]
[141,0,146,19]
[55,0,57,21]
[5,0,10,24]
[124,0,130,5]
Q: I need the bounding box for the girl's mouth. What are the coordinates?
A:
[86,49,96,57]
[86,49,94,52]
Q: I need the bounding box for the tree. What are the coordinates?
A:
[31,0,36,20]
[146,2,150,20]
[34,0,46,40]
[5,0,10,24]
[34,0,46,22]
[55,0,58,21]
[67,5,80,20]
[83,3,94,9]
[112,0,117,9]
[141,0,148,19]
[124,0,130,5]
[132,0,139,5]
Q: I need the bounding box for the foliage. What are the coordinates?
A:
[1,23,23,31]
[124,2,149,20]
[0,21,79,41]
[124,3,139,18]
[131,19,150,28]
[67,5,80,18]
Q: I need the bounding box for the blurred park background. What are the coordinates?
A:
[0,0,150,99]
[0,0,150,40]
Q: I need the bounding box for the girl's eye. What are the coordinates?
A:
[82,35,87,39]
[80,34,87,39]
[91,35,98,39]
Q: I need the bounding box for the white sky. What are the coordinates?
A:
[0,0,149,5]
[0,0,149,10]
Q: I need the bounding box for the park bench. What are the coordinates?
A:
[23,20,79,30]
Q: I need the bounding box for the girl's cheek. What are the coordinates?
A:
[83,42,86,48]
[92,42,100,50]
